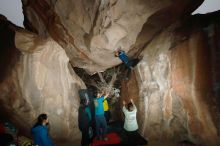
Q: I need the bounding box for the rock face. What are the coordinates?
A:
[0,17,85,144]
[132,12,220,145]
[1,0,220,145]
[21,0,203,74]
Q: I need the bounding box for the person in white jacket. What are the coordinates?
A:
[122,99,138,144]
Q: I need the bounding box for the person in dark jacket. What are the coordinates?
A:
[31,113,54,146]
[78,98,92,146]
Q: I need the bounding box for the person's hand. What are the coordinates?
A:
[97,92,101,97]
[115,51,119,57]
[98,91,104,97]
[123,100,126,105]
[104,92,110,99]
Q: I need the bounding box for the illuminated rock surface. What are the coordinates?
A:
[0,0,220,145]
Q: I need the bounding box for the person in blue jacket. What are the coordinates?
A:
[115,47,139,79]
[31,113,54,146]
[115,49,133,69]
[94,91,109,141]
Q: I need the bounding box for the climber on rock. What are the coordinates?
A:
[115,47,140,79]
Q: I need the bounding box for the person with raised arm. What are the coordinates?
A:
[122,99,138,145]
[94,91,110,141]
